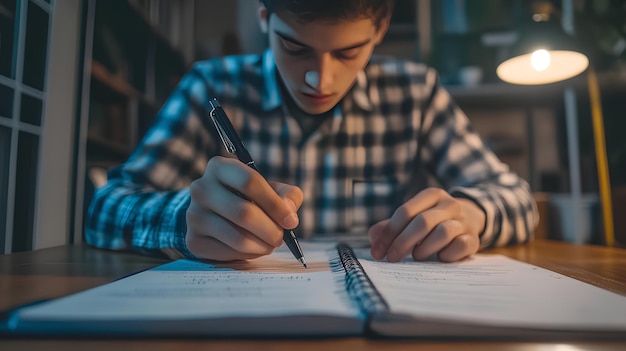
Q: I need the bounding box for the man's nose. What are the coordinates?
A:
[307,53,335,91]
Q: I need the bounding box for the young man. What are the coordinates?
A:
[86,0,537,263]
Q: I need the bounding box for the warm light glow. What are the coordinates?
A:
[530,49,551,71]
[552,344,587,351]
[497,50,589,85]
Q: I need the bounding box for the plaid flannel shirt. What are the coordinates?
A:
[86,49,538,258]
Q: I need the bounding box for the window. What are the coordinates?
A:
[1,0,51,253]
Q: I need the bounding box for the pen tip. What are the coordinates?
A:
[299,257,307,269]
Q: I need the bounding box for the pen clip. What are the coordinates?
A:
[209,105,237,154]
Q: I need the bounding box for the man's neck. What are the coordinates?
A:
[279,78,334,139]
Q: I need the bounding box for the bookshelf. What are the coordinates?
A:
[81,0,187,169]
[72,0,190,243]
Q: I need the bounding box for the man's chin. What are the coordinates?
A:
[296,100,337,116]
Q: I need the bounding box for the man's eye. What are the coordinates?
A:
[280,39,307,55]
[335,49,360,60]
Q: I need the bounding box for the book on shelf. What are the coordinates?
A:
[3,242,626,338]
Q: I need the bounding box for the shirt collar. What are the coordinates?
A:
[261,49,282,111]
[351,69,372,111]
[260,49,373,112]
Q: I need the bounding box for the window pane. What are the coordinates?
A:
[0,126,10,252]
[20,93,41,125]
[0,0,17,78]
[22,0,48,90]
[12,131,38,252]
[0,83,13,117]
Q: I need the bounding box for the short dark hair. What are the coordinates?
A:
[260,0,394,28]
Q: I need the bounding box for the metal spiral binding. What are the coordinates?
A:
[332,243,389,316]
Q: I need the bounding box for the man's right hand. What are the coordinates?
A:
[185,156,303,261]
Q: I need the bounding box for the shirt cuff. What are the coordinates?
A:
[449,186,497,249]
[168,189,198,259]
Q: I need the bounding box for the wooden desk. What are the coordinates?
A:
[1,240,625,350]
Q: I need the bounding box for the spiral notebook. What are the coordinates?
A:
[5,242,626,338]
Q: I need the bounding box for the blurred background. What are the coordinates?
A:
[1,0,625,253]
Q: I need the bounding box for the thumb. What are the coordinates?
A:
[269,181,303,230]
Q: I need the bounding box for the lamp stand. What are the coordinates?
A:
[588,68,615,246]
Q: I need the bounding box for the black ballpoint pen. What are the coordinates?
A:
[207,97,307,268]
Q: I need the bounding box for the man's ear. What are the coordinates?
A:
[374,17,391,45]
[257,4,269,34]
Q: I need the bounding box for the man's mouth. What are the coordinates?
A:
[302,92,332,99]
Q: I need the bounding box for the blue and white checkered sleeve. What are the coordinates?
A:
[85,64,217,259]
[85,177,194,258]
[420,69,539,249]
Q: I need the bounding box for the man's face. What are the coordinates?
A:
[263,10,387,115]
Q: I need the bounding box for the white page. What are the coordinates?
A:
[358,254,626,330]
[19,242,359,321]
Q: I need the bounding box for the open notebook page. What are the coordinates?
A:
[17,242,360,322]
[357,253,626,331]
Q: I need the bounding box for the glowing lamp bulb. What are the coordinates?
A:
[530,49,551,72]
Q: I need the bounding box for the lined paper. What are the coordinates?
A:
[359,254,626,329]
[19,243,359,321]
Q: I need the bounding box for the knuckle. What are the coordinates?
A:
[185,235,202,256]
[448,199,462,215]
[416,214,432,232]
[439,220,454,233]
[232,234,250,251]
[424,187,445,198]
[205,156,222,174]
[207,155,225,167]
[260,245,276,256]
[259,226,283,248]
[438,220,461,239]
[412,246,427,261]
[271,230,284,247]
[238,171,256,194]
[185,206,205,228]
[185,212,220,246]
[460,234,479,251]
[185,207,197,224]
[233,203,255,223]
[189,180,203,200]
[438,251,456,263]
[185,233,195,246]
[393,205,411,223]
[456,235,472,248]
[233,233,276,256]
[435,188,448,197]
[390,242,410,261]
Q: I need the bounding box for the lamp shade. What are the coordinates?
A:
[497,19,589,85]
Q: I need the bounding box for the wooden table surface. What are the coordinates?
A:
[1,240,625,350]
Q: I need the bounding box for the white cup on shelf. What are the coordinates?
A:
[458,66,483,87]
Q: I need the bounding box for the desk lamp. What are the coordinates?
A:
[496,1,614,246]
